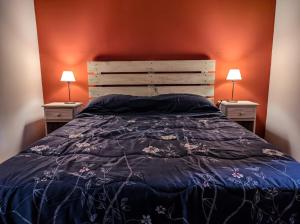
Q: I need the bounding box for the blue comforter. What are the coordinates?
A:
[0,110,300,224]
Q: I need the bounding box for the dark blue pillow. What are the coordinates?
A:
[80,94,219,114]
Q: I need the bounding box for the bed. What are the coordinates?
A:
[0,60,299,224]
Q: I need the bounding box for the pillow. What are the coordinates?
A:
[80,94,219,114]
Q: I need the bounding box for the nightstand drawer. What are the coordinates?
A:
[227,107,255,119]
[44,108,73,120]
[43,102,82,135]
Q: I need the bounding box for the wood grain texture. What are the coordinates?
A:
[227,107,256,119]
[88,72,215,85]
[88,60,215,73]
[44,108,73,120]
[89,86,154,97]
[88,60,215,100]
[89,85,214,97]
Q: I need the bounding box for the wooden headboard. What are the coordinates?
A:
[87,60,216,102]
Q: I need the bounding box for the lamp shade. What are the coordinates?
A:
[226,69,242,81]
[61,71,75,82]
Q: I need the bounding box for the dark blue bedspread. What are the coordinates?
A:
[0,111,300,224]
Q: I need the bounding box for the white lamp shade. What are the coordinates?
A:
[61,71,75,82]
[226,69,242,81]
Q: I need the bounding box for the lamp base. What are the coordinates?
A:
[64,102,76,104]
[226,100,238,103]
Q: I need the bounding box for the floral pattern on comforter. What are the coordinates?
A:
[0,111,300,224]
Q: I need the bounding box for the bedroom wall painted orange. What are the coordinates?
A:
[34,0,276,137]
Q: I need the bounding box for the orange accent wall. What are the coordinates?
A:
[34,0,276,137]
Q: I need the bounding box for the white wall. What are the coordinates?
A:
[266,0,300,161]
[0,0,44,163]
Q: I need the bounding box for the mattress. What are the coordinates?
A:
[0,95,300,224]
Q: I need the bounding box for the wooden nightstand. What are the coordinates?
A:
[219,101,259,133]
[42,102,82,135]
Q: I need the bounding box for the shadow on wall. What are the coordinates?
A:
[92,54,211,61]
[21,119,45,150]
[265,130,291,155]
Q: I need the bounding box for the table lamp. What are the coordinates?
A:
[226,69,242,102]
[60,71,76,104]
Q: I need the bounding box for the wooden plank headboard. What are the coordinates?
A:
[87,60,216,101]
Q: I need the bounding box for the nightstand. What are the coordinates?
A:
[219,101,259,133]
[42,102,82,135]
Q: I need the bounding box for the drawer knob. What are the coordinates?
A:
[56,113,61,117]
[239,112,244,116]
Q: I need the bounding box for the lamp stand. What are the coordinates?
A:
[228,81,238,103]
[64,82,75,104]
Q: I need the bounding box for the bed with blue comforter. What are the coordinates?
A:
[0,94,299,224]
